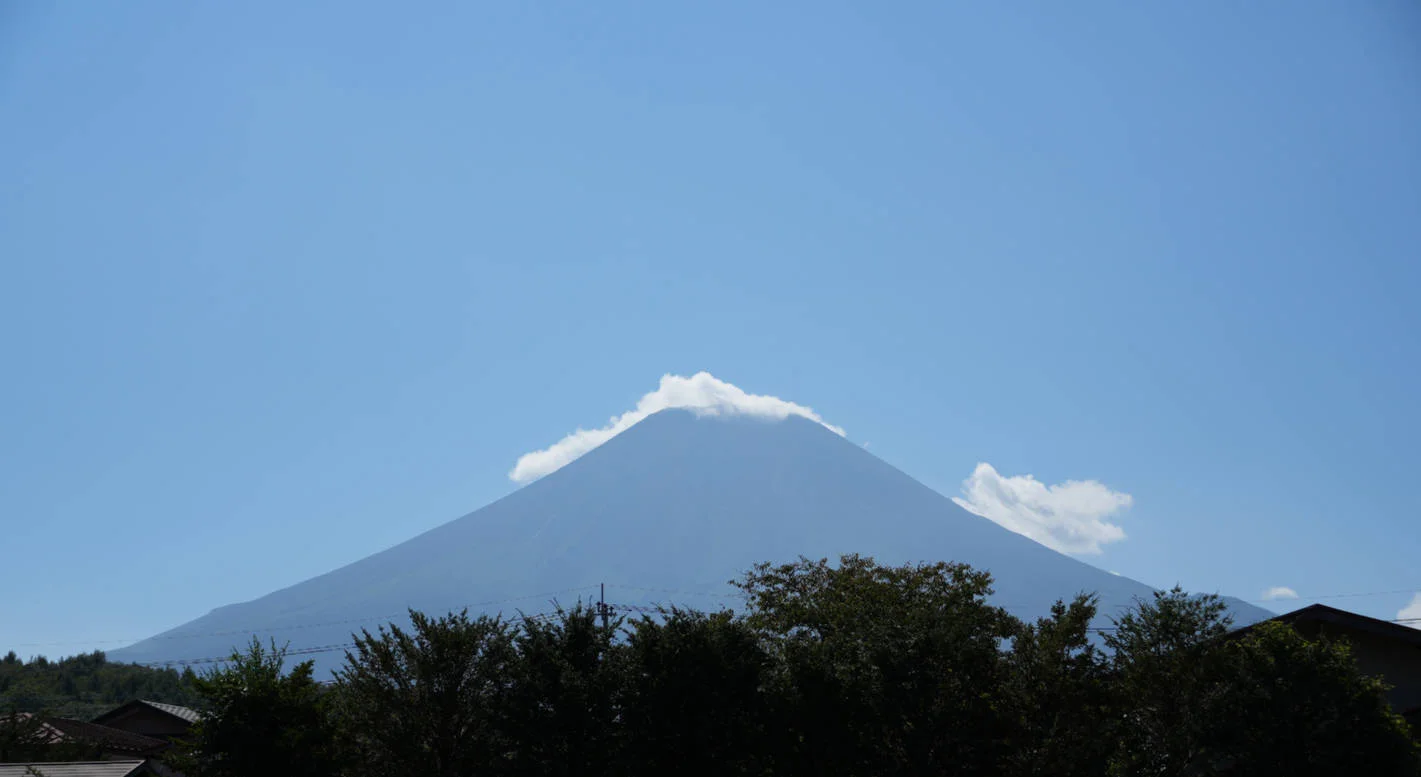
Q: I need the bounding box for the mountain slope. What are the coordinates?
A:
[110,410,1270,672]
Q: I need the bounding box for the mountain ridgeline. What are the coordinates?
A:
[110,410,1271,672]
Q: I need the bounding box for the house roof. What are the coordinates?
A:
[134,701,199,724]
[1234,603,1421,647]
[91,699,200,726]
[40,716,168,755]
[0,762,153,777]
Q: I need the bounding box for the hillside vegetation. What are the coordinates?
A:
[1,649,199,720]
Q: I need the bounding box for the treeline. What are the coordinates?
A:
[0,649,199,720]
[167,555,1420,777]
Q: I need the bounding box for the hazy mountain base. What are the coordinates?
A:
[111,410,1271,673]
[169,557,1419,777]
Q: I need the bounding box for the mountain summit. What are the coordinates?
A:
[111,410,1270,671]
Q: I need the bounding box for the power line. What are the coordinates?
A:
[8,586,726,653]
[7,605,1420,673]
[129,611,570,668]
[121,606,1421,660]
[607,582,1421,616]
[1243,586,1421,605]
[604,583,750,600]
[8,582,1419,656]
[6,586,603,649]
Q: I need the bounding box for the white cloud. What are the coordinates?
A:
[1399,593,1421,629]
[1261,586,1299,601]
[509,372,845,483]
[951,463,1132,555]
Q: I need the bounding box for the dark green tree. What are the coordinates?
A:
[167,639,337,777]
[735,554,1019,777]
[617,608,771,777]
[0,649,198,720]
[1002,594,1112,777]
[1104,588,1421,776]
[502,605,623,777]
[40,554,1410,777]
[1193,621,1419,776]
[333,610,519,777]
[1103,587,1234,776]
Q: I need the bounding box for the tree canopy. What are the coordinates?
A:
[167,639,337,777]
[136,556,1421,776]
[0,649,198,720]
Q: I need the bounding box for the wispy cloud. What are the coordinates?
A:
[509,372,844,483]
[1399,593,1421,629]
[1261,586,1299,601]
[951,463,1132,555]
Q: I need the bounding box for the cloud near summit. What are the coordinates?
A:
[509,372,845,483]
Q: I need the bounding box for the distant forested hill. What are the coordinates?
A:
[1,650,199,720]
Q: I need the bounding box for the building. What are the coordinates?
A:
[0,762,167,777]
[31,718,167,760]
[89,703,198,745]
[1,713,167,762]
[1235,603,1421,729]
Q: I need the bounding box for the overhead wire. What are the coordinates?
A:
[7,583,1419,659]
[5,585,603,649]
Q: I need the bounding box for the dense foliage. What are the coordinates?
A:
[0,649,199,720]
[0,708,98,762]
[163,555,1419,777]
[165,639,337,777]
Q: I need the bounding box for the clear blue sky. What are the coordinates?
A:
[2,1,1418,655]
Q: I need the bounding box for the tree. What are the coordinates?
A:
[81,555,1419,777]
[1104,588,1421,776]
[333,610,519,777]
[502,605,623,777]
[0,649,198,720]
[1002,594,1112,777]
[617,608,771,776]
[1194,621,1419,776]
[736,554,1019,777]
[1103,587,1234,776]
[167,638,337,777]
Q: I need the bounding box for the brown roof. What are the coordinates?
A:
[40,716,168,755]
[92,699,200,727]
[0,763,155,777]
[137,701,199,724]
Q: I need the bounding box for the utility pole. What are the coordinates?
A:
[598,582,611,630]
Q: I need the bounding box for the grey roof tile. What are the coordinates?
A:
[0,762,149,777]
[138,701,199,724]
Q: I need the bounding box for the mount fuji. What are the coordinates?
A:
[110,409,1271,673]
